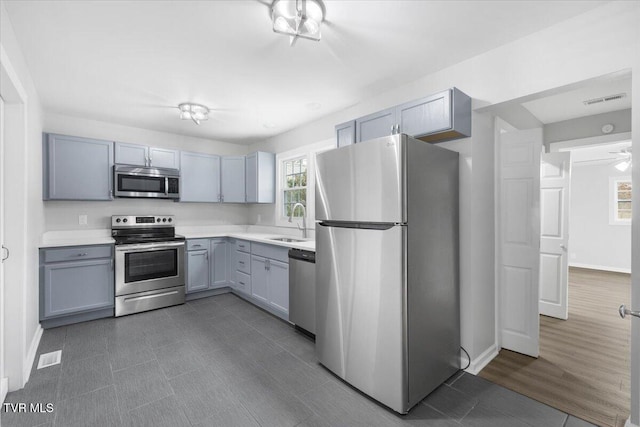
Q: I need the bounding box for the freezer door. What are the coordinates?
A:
[315,135,405,223]
[316,222,408,413]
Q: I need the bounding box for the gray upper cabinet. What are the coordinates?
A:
[114,142,147,166]
[355,107,397,143]
[149,147,180,169]
[221,156,246,203]
[180,151,221,202]
[343,87,471,145]
[115,142,180,169]
[335,120,355,148]
[245,151,275,204]
[43,133,114,201]
[398,88,471,142]
[39,244,114,324]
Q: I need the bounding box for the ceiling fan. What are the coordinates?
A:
[609,147,632,171]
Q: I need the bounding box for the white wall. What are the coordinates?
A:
[246,1,640,368]
[569,162,631,272]
[1,0,44,392]
[42,113,251,231]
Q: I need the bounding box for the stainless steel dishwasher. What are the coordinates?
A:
[288,248,316,337]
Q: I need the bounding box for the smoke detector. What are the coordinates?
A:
[583,93,627,106]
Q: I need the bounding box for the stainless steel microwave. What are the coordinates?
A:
[114,165,180,199]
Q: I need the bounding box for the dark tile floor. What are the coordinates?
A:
[1,293,596,427]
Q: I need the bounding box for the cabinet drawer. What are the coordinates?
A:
[237,251,251,274]
[187,239,209,251]
[43,245,112,263]
[251,242,289,263]
[236,271,251,294]
[236,239,251,253]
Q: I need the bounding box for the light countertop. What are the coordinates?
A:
[40,227,315,251]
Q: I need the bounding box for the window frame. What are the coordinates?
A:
[282,156,308,219]
[610,176,632,225]
[274,139,335,229]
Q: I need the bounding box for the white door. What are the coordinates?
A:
[498,127,542,358]
[539,152,571,320]
[0,95,7,402]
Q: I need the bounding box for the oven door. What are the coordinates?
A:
[115,241,185,296]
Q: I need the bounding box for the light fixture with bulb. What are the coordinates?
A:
[613,148,632,172]
[271,0,325,46]
[178,103,210,125]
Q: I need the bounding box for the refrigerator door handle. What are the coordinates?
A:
[318,221,405,230]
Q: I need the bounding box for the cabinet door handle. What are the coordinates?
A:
[111,259,114,270]
[77,253,88,257]
[239,261,245,265]
[1,245,9,262]
[149,156,153,167]
[239,281,245,286]
[390,125,395,135]
[192,244,202,248]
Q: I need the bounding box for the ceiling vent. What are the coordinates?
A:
[583,93,627,106]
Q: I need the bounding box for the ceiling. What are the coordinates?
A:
[4,0,610,144]
[563,140,631,163]
[522,75,631,124]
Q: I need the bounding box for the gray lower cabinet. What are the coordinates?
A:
[186,238,227,293]
[43,133,114,200]
[180,151,221,202]
[186,249,209,293]
[249,244,289,316]
[210,239,227,288]
[245,152,275,203]
[39,244,114,328]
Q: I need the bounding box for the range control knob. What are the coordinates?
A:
[162,218,167,222]
[156,218,161,223]
[168,218,172,223]
[123,218,128,223]
[115,218,121,223]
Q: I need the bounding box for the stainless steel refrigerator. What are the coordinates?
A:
[315,133,460,414]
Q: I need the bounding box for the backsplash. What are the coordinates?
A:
[43,199,250,231]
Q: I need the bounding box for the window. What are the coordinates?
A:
[283,156,307,218]
[611,177,632,224]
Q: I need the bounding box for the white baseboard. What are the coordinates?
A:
[23,325,43,385]
[624,418,639,427]
[465,343,499,375]
[1,377,7,403]
[569,262,631,274]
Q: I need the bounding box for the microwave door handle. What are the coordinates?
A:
[165,177,169,196]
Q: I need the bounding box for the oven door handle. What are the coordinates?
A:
[115,241,185,252]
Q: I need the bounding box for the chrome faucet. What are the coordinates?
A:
[288,202,307,239]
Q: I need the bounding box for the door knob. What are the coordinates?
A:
[560,245,567,251]
[619,304,640,319]
[1,245,8,262]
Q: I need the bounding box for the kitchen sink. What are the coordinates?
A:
[268,237,305,243]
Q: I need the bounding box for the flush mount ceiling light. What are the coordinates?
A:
[271,0,325,46]
[178,103,209,125]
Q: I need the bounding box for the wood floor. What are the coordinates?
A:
[480,267,632,427]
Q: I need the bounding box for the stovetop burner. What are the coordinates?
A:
[111,215,182,245]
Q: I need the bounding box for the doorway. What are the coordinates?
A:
[481,72,633,427]
[0,95,5,403]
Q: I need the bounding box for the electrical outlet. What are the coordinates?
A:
[78,215,87,225]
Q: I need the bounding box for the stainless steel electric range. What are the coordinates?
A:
[112,215,185,316]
